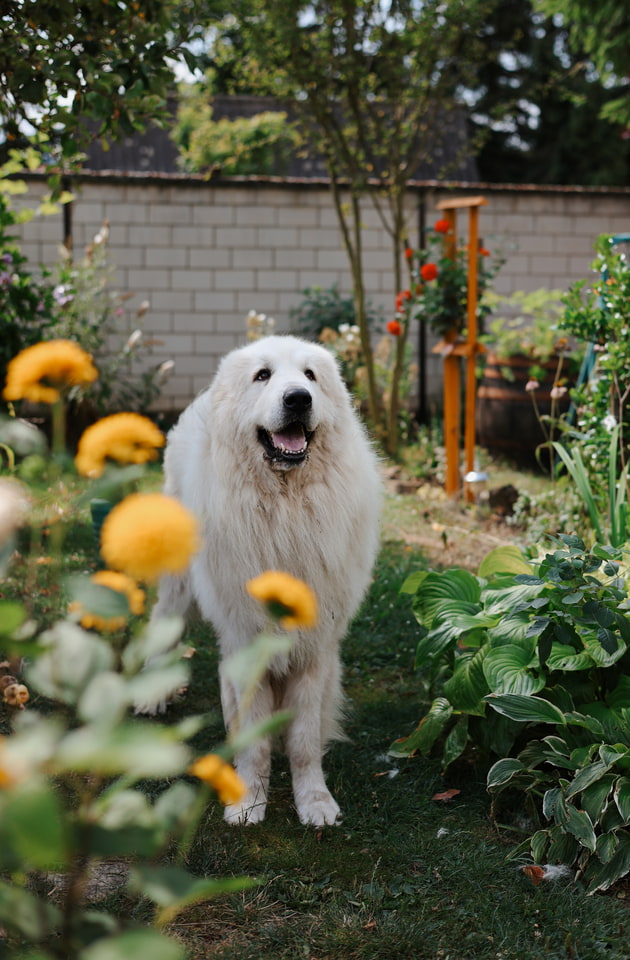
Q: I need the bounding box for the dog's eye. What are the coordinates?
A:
[254,368,271,382]
[304,368,316,382]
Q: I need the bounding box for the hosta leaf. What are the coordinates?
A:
[585,833,630,894]
[581,775,615,823]
[582,629,627,667]
[487,757,525,790]
[530,829,550,863]
[613,777,630,822]
[443,646,489,714]
[411,569,481,628]
[596,831,619,864]
[608,675,630,710]
[483,645,546,696]
[484,694,566,725]
[546,642,593,672]
[547,825,580,865]
[543,787,568,824]
[400,570,429,595]
[477,545,532,578]
[441,715,470,769]
[483,581,545,617]
[565,760,615,799]
[388,697,453,758]
[565,806,596,851]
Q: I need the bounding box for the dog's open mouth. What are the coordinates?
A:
[257,424,313,463]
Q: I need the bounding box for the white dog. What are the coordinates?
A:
[152,335,381,826]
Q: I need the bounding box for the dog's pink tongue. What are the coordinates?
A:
[272,426,305,451]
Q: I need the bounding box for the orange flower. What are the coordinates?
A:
[387,320,402,336]
[4,340,98,404]
[189,753,247,805]
[404,247,414,261]
[246,570,318,630]
[434,219,450,234]
[420,263,438,282]
[479,247,490,257]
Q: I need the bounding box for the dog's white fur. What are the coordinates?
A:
[152,335,381,826]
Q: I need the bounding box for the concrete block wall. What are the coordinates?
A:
[13,174,630,413]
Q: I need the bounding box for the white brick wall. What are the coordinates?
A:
[12,175,630,412]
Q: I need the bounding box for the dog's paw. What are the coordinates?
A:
[223,793,267,826]
[296,790,341,827]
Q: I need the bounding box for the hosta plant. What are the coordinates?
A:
[487,706,630,895]
[391,536,630,889]
[390,536,630,767]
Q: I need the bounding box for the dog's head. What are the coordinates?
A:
[211,335,349,472]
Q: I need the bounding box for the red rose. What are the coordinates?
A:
[420,263,438,282]
[387,320,402,336]
[404,247,414,261]
[479,247,490,257]
[434,219,450,234]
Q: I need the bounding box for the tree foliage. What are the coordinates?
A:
[471,0,630,185]
[539,0,630,127]
[0,0,222,171]
[197,0,491,453]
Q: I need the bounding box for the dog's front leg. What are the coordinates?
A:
[220,667,273,825]
[283,665,341,827]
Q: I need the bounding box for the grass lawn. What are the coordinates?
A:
[2,468,628,959]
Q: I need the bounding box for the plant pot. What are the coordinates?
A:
[476,352,570,467]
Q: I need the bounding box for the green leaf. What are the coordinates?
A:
[614,777,630,822]
[483,645,546,696]
[546,642,593,672]
[4,782,68,869]
[581,775,615,823]
[484,694,566,725]
[0,878,60,940]
[565,805,596,851]
[478,545,532,578]
[222,632,293,696]
[81,928,186,960]
[411,569,481,628]
[128,864,256,922]
[56,722,190,778]
[122,616,185,673]
[487,757,525,790]
[585,834,630,894]
[26,622,114,705]
[0,600,27,637]
[66,574,130,620]
[388,698,453,758]
[78,672,129,725]
[443,646,489,714]
[442,715,469,769]
[565,761,613,799]
[400,570,429,595]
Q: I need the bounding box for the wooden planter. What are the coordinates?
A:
[476,352,570,467]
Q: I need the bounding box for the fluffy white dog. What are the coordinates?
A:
[152,335,381,826]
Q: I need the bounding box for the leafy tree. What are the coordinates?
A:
[470,0,630,185]
[0,0,225,183]
[539,0,630,127]
[195,0,491,454]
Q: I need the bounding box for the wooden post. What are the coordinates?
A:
[433,196,488,499]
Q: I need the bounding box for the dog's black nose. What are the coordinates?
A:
[283,387,312,414]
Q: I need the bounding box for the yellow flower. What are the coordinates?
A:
[246,570,318,630]
[188,753,247,805]
[3,339,98,404]
[100,492,200,582]
[75,412,165,478]
[69,570,145,632]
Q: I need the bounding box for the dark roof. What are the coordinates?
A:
[82,95,477,181]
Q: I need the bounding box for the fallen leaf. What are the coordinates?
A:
[432,788,461,802]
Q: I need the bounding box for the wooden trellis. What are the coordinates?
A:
[431,196,488,500]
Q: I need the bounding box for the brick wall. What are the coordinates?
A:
[14,174,630,413]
